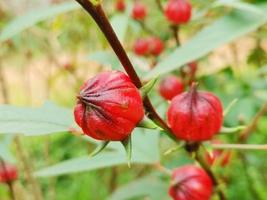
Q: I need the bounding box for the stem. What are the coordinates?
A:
[75,0,174,138]
[171,25,180,46]
[239,102,267,142]
[0,64,9,104]
[194,150,226,200]
[212,143,267,150]
[155,0,164,13]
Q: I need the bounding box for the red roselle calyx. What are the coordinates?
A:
[131,2,147,21]
[159,75,184,100]
[206,140,231,167]
[148,36,165,56]
[169,165,213,200]
[167,83,223,141]
[115,0,125,12]
[0,162,18,183]
[133,38,150,56]
[165,0,192,25]
[74,71,145,141]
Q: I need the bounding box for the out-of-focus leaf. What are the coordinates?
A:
[145,3,267,79]
[214,0,265,14]
[110,13,129,43]
[87,51,121,70]
[0,102,74,135]
[108,176,170,200]
[34,129,160,177]
[0,2,80,43]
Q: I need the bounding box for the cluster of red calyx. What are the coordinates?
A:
[74,71,144,141]
[165,0,192,25]
[159,75,184,100]
[0,162,18,183]
[167,83,223,141]
[169,165,213,200]
[115,0,125,12]
[133,37,164,56]
[131,2,147,21]
[205,140,231,167]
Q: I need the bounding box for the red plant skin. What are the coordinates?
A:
[0,163,18,183]
[169,165,213,200]
[74,71,144,141]
[148,37,165,56]
[115,0,125,12]
[133,38,150,56]
[159,75,184,100]
[165,0,192,25]
[206,140,231,167]
[131,2,147,21]
[167,83,223,141]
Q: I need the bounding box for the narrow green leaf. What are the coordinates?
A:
[110,13,129,43]
[220,126,245,134]
[140,77,158,98]
[0,2,80,43]
[0,102,74,136]
[89,141,109,157]
[121,136,132,167]
[144,3,267,79]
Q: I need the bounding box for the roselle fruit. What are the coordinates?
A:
[167,83,223,141]
[115,0,125,12]
[0,162,18,183]
[169,165,213,200]
[165,0,192,25]
[74,71,144,141]
[131,2,147,21]
[133,38,150,56]
[148,36,164,56]
[159,75,184,100]
[205,140,231,167]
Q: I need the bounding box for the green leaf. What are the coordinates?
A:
[140,77,158,98]
[220,126,245,134]
[0,102,74,136]
[89,141,110,157]
[107,176,170,200]
[0,2,79,42]
[121,136,132,167]
[34,129,160,177]
[144,3,267,79]
[110,13,129,43]
[87,51,121,70]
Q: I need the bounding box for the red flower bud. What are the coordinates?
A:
[167,83,223,141]
[165,0,192,25]
[0,162,18,183]
[133,38,150,56]
[169,165,213,200]
[205,140,231,167]
[115,0,125,12]
[74,71,144,141]
[159,76,184,100]
[132,2,147,21]
[148,37,165,56]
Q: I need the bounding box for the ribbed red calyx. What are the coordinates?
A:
[131,2,147,20]
[74,71,144,141]
[206,140,231,167]
[159,75,184,100]
[167,83,223,141]
[133,38,150,56]
[169,165,213,200]
[165,0,192,25]
[115,0,125,12]
[0,163,18,183]
[148,36,165,56]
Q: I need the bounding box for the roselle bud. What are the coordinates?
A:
[148,36,165,56]
[0,162,18,183]
[205,140,231,167]
[74,71,145,141]
[115,0,125,12]
[165,0,192,25]
[167,83,223,141]
[159,75,184,100]
[131,2,147,21]
[133,38,150,56]
[169,165,213,200]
